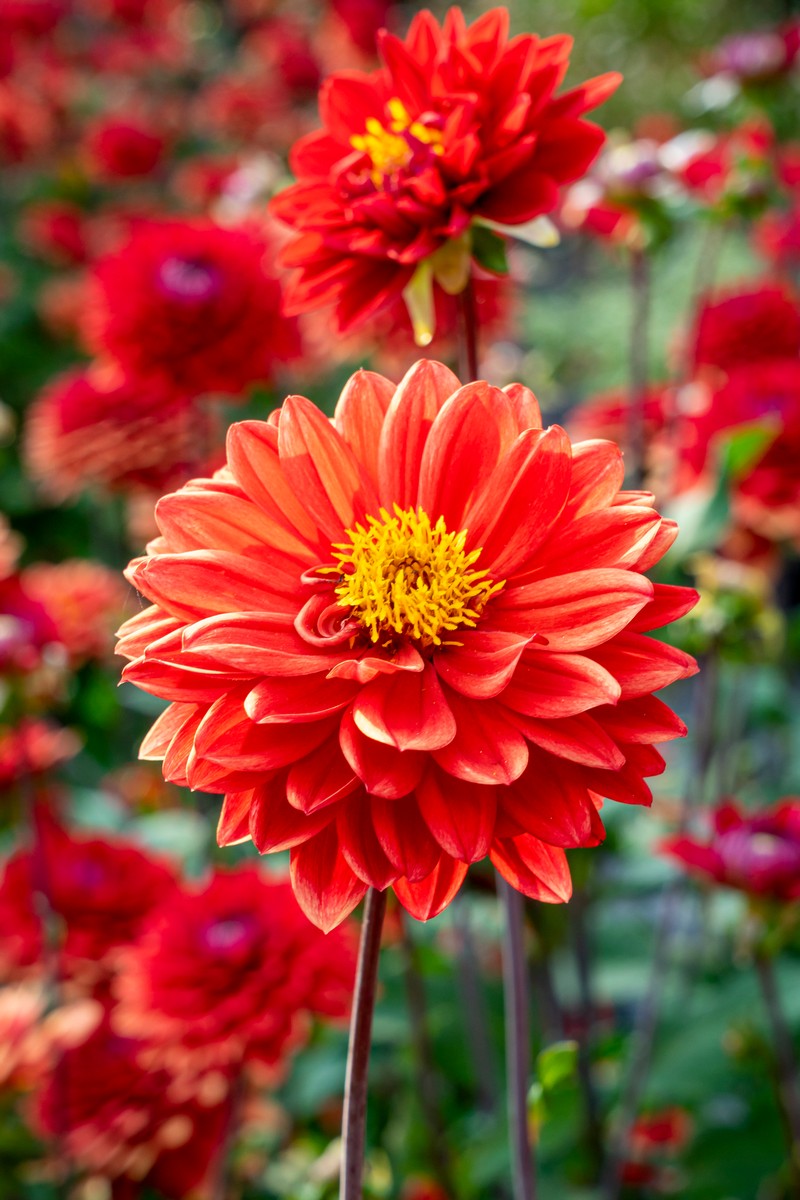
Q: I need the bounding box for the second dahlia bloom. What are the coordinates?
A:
[271,6,619,336]
[84,218,301,397]
[113,865,356,1080]
[119,362,698,930]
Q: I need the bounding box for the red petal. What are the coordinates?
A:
[493,570,653,651]
[352,663,456,751]
[183,612,346,677]
[216,791,253,847]
[334,370,395,489]
[435,629,530,699]
[245,675,356,723]
[377,360,460,508]
[225,420,324,550]
[464,425,572,578]
[490,834,573,902]
[337,795,400,890]
[588,633,699,698]
[524,506,661,579]
[502,383,542,432]
[505,709,625,770]
[116,605,181,660]
[629,584,700,633]
[563,440,624,519]
[595,695,687,744]
[249,779,337,852]
[339,707,425,798]
[370,793,442,881]
[432,690,528,785]
[501,650,620,718]
[290,824,369,932]
[287,734,360,814]
[501,751,606,848]
[416,766,496,861]
[126,551,299,621]
[155,489,313,565]
[393,857,468,921]
[279,395,378,541]
[193,694,335,772]
[140,701,199,759]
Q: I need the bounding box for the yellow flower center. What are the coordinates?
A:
[350,97,444,186]
[332,505,504,647]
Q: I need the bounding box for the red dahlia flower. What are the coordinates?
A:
[118,361,698,930]
[114,865,355,1080]
[690,282,800,376]
[84,219,301,397]
[662,800,800,903]
[271,7,619,338]
[22,559,128,667]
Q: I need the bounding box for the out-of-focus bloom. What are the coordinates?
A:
[24,366,219,500]
[31,1021,229,1200]
[567,385,672,447]
[401,1180,450,1200]
[85,218,301,396]
[0,821,178,987]
[0,572,60,678]
[662,800,800,902]
[84,113,167,180]
[271,7,619,338]
[18,200,89,266]
[0,516,23,580]
[0,0,68,37]
[621,1107,692,1192]
[0,985,101,1091]
[671,122,774,215]
[119,361,698,930]
[0,719,80,789]
[690,282,800,376]
[702,25,800,85]
[114,866,356,1081]
[755,202,800,268]
[21,560,129,667]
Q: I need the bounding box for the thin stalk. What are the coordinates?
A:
[460,275,480,382]
[754,953,800,1187]
[398,913,457,1196]
[498,875,537,1200]
[340,887,387,1200]
[627,247,651,491]
[571,887,604,1181]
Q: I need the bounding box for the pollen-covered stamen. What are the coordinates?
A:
[332,505,504,647]
[350,97,445,187]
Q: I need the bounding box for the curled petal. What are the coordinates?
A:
[393,857,468,921]
[490,833,573,902]
[352,663,456,751]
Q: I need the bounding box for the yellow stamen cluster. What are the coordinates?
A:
[350,97,444,186]
[332,505,503,647]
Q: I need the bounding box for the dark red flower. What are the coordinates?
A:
[662,800,800,902]
[271,6,619,335]
[18,200,89,266]
[0,820,178,987]
[690,282,800,375]
[84,219,301,397]
[21,559,128,667]
[84,113,167,180]
[118,361,698,930]
[113,865,356,1080]
[31,1021,228,1200]
[24,366,219,500]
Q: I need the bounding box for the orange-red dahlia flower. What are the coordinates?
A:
[22,559,128,667]
[84,218,301,397]
[270,7,619,336]
[119,362,698,930]
[113,865,356,1081]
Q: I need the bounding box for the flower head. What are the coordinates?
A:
[271,7,619,338]
[113,865,356,1080]
[662,800,800,903]
[119,362,698,930]
[84,218,301,397]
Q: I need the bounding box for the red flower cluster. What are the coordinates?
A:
[118,361,698,930]
[662,800,800,903]
[113,865,355,1081]
[85,218,301,398]
[272,6,619,334]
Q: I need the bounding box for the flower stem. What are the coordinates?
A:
[453,892,501,1115]
[754,951,800,1186]
[627,246,651,491]
[460,275,480,381]
[340,887,387,1200]
[498,874,537,1200]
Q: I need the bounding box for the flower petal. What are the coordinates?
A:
[393,857,468,921]
[493,570,653,651]
[290,824,369,932]
[371,794,444,881]
[501,650,621,718]
[249,779,337,852]
[287,734,360,814]
[339,707,426,797]
[416,766,496,861]
[337,795,400,890]
[435,629,530,699]
[432,690,528,785]
[352,663,456,751]
[377,360,460,508]
[500,751,606,847]
[333,369,395,489]
[490,833,573,902]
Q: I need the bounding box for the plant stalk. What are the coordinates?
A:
[498,875,537,1200]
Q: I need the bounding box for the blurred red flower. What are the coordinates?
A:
[119,361,697,930]
[114,865,356,1081]
[271,6,619,334]
[84,218,301,397]
[0,820,178,988]
[22,559,129,667]
[0,719,80,789]
[31,1020,229,1200]
[690,281,800,375]
[662,800,800,902]
[24,366,220,500]
[0,985,101,1092]
[84,113,167,180]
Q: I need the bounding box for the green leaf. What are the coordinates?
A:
[471,224,509,275]
[536,1039,579,1092]
[717,421,778,481]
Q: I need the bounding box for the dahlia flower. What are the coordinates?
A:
[22,559,128,667]
[119,361,698,930]
[84,218,301,397]
[662,800,800,903]
[690,282,800,375]
[113,865,356,1080]
[271,6,619,339]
